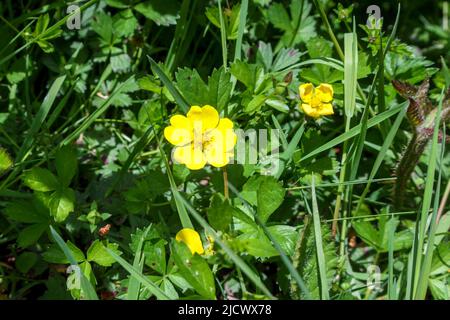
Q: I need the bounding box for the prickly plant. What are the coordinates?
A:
[392,79,450,209]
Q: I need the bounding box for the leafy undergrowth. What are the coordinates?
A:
[0,0,449,300]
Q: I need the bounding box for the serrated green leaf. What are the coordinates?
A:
[87,240,121,267]
[22,168,59,192]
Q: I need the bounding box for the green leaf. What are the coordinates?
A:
[207,67,232,111]
[0,147,13,174]
[87,240,121,267]
[16,252,38,273]
[22,168,59,192]
[175,67,232,112]
[267,0,316,46]
[237,225,297,258]
[207,194,233,232]
[91,12,113,44]
[18,223,48,248]
[134,0,179,26]
[113,9,138,38]
[143,239,167,274]
[242,175,285,223]
[230,60,261,90]
[49,187,75,222]
[55,146,77,186]
[111,53,131,73]
[266,3,292,32]
[171,241,216,299]
[43,241,85,264]
[175,68,209,106]
[428,278,449,300]
[5,199,48,223]
[296,222,338,300]
[257,177,285,223]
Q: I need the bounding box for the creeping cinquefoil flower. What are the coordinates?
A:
[164,105,237,170]
[299,83,334,118]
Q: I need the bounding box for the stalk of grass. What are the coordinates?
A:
[387,207,397,300]
[288,177,396,190]
[310,175,330,300]
[234,0,248,62]
[311,0,367,106]
[127,224,152,300]
[61,75,135,145]
[16,75,66,162]
[0,20,34,58]
[155,133,193,229]
[278,57,344,74]
[49,226,98,300]
[106,248,170,300]
[217,0,228,70]
[165,0,191,72]
[414,93,445,299]
[275,121,306,179]
[147,56,189,113]
[407,89,444,299]
[332,28,358,237]
[299,102,406,163]
[355,106,407,213]
[349,3,400,211]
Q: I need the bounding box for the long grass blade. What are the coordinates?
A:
[106,248,170,300]
[311,176,330,300]
[49,226,98,300]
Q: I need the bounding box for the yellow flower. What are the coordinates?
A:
[299,83,334,118]
[164,105,237,170]
[176,228,205,255]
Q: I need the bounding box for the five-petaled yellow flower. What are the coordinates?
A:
[164,105,237,170]
[299,83,334,118]
[176,228,205,255]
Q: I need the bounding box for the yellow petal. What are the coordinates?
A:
[300,103,320,118]
[170,114,192,130]
[299,83,314,103]
[215,118,237,151]
[187,105,219,133]
[176,228,205,255]
[173,144,206,170]
[201,105,220,130]
[204,144,231,168]
[317,103,334,116]
[217,117,234,130]
[164,126,192,146]
[164,114,193,146]
[316,83,334,103]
